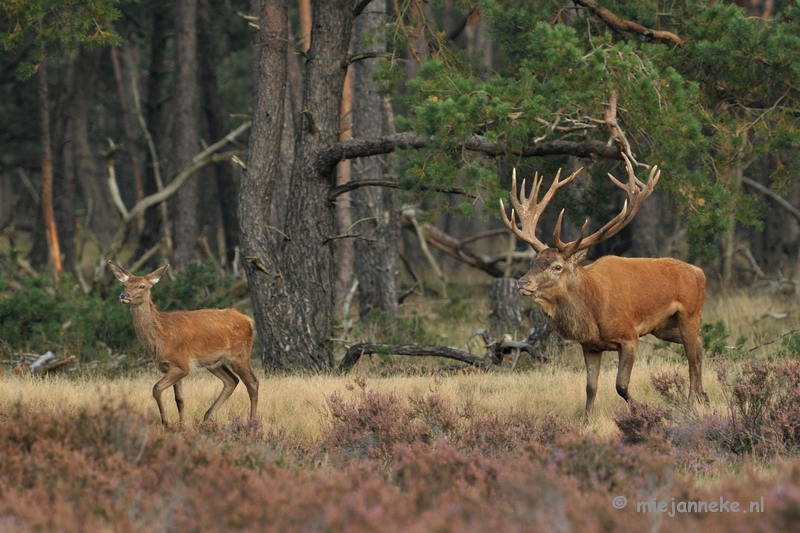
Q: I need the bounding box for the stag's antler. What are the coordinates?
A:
[554,153,660,258]
[500,167,583,252]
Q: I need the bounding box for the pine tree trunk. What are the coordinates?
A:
[352,0,400,320]
[243,0,351,371]
[199,0,240,265]
[173,0,200,268]
[134,4,170,268]
[38,61,63,277]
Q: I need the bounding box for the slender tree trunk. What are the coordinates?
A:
[173,0,200,268]
[53,56,76,274]
[199,0,240,264]
[351,0,400,320]
[110,47,143,205]
[243,0,351,371]
[38,60,63,277]
[334,64,355,315]
[134,4,170,268]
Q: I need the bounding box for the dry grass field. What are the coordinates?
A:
[0,286,796,438]
[3,283,800,531]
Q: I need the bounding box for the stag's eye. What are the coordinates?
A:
[553,265,562,272]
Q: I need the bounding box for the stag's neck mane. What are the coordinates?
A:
[539,266,600,343]
[129,300,164,356]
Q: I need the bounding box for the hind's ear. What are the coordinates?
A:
[148,263,169,284]
[108,260,130,282]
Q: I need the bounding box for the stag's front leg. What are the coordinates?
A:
[583,348,602,421]
[615,340,638,403]
[152,366,188,427]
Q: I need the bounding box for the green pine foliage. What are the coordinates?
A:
[390,0,800,258]
[1,0,121,79]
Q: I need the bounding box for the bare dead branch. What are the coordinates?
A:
[327,178,470,201]
[742,176,800,222]
[315,132,624,177]
[574,0,685,46]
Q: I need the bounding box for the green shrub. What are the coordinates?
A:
[0,261,240,362]
[0,273,136,360]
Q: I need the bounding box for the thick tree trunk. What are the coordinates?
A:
[489,277,523,338]
[352,0,400,320]
[243,0,351,372]
[38,61,63,276]
[173,0,200,268]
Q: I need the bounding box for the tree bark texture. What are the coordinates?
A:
[351,0,400,320]
[173,0,200,268]
[242,0,353,371]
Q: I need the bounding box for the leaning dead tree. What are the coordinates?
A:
[101,121,251,265]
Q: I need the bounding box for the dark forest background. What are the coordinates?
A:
[2,0,800,369]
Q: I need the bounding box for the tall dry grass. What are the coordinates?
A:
[2,288,796,438]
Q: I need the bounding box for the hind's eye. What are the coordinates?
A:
[139,285,145,289]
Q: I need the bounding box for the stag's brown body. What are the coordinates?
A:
[502,155,707,418]
[109,261,258,426]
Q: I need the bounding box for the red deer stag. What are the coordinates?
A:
[109,261,258,427]
[500,154,707,419]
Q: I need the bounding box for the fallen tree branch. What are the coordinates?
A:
[339,343,489,372]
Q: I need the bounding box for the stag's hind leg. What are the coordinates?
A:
[204,365,239,421]
[230,358,259,420]
[678,312,708,407]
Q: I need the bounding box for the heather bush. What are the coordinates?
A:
[715,359,800,456]
[4,394,800,531]
[613,400,668,445]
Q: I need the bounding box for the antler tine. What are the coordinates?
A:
[557,154,659,258]
[554,209,589,254]
[500,167,581,252]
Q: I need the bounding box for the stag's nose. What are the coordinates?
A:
[517,279,530,291]
[119,291,129,300]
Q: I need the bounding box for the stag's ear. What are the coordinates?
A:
[108,260,130,282]
[148,263,169,284]
[570,249,589,265]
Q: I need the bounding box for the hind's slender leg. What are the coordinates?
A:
[204,366,239,421]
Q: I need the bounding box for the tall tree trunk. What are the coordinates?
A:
[243,0,351,372]
[53,56,76,274]
[38,60,63,277]
[73,49,112,243]
[334,64,355,316]
[173,0,200,268]
[351,0,400,320]
[198,0,240,265]
[134,3,171,268]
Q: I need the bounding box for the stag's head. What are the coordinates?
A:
[108,261,169,306]
[500,154,660,299]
